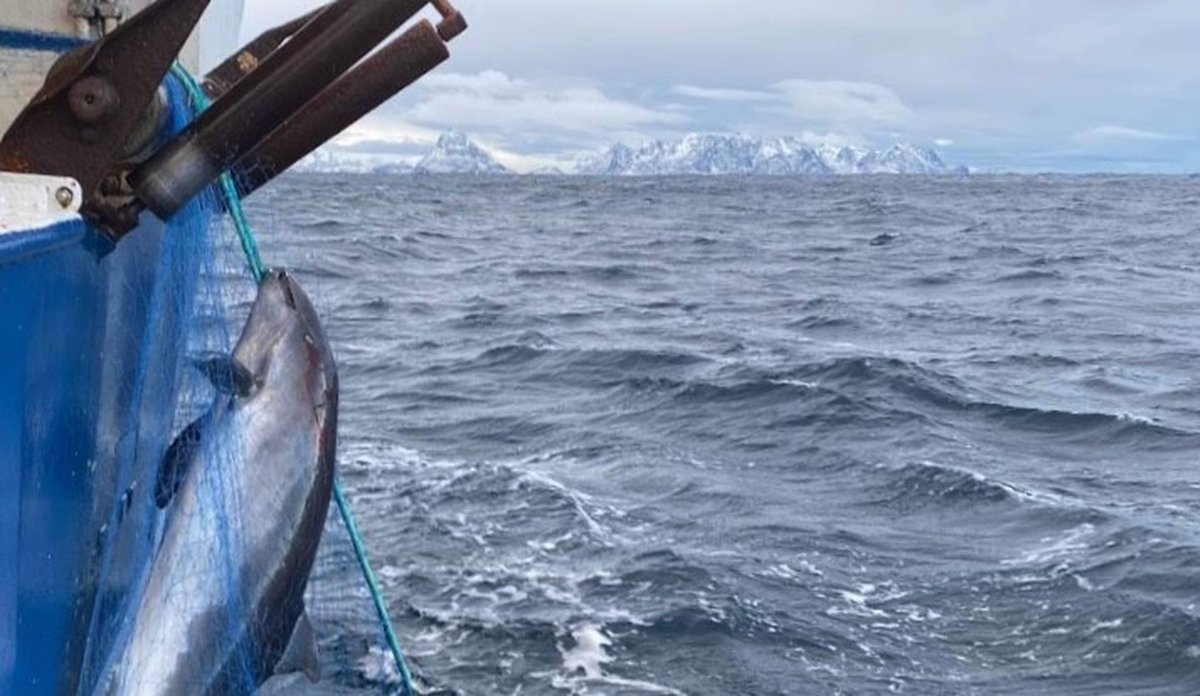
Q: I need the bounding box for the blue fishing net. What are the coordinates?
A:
[64,74,404,696]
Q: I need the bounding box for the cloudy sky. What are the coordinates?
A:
[239,1,1200,172]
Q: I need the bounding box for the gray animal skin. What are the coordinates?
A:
[101,269,337,696]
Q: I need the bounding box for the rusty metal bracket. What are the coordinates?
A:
[431,0,468,41]
[0,0,211,204]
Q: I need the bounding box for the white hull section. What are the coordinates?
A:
[0,172,81,232]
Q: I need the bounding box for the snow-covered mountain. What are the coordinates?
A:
[576,134,830,176]
[576,135,959,176]
[573,143,635,176]
[294,132,963,177]
[413,130,509,175]
[830,143,950,175]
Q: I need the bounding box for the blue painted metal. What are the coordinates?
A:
[0,64,210,693]
[0,209,187,694]
[0,216,100,695]
[0,26,86,53]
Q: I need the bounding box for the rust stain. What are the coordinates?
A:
[236,51,260,73]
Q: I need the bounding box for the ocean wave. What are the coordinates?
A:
[669,377,817,405]
[777,356,1193,443]
[947,536,1200,690]
[868,460,1038,510]
[514,267,571,279]
[991,268,1067,283]
[451,344,710,377]
[294,217,347,230]
[964,401,1193,441]
[910,271,960,286]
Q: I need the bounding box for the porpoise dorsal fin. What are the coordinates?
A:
[275,609,321,683]
[193,352,257,397]
[155,413,210,508]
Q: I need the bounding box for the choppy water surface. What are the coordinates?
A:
[246,175,1200,695]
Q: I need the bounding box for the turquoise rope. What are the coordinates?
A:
[169,63,417,696]
[167,64,265,283]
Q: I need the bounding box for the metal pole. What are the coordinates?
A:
[234,19,450,196]
[131,0,428,217]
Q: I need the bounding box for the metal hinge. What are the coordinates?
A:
[67,1,128,35]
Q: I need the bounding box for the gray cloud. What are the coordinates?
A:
[1072,126,1190,144]
[770,80,913,128]
[673,85,777,103]
[404,70,681,140]
[238,0,1200,171]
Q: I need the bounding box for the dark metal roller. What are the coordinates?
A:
[201,4,329,101]
[131,0,430,217]
[234,19,450,197]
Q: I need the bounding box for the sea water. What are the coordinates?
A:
[245,174,1200,695]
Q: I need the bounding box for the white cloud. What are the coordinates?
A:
[934,138,955,147]
[673,85,777,102]
[401,70,682,139]
[1072,125,1189,143]
[772,79,914,127]
[332,122,441,149]
[673,79,914,129]
[669,79,919,146]
[673,79,915,136]
[793,130,869,148]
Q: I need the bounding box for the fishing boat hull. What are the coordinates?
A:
[1,198,204,693]
[0,4,241,692]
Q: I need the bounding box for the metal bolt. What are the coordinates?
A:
[55,187,75,209]
[68,76,120,125]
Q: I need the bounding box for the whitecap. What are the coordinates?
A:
[554,623,689,695]
[560,623,612,679]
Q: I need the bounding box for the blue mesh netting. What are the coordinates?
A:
[64,75,401,696]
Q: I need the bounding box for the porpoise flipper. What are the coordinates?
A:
[193,352,257,397]
[155,414,208,509]
[154,352,252,508]
[275,609,321,683]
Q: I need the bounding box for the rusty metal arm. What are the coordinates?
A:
[130,0,466,226]
[129,0,432,219]
[232,18,455,197]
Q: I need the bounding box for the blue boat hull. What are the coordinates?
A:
[0,213,193,694]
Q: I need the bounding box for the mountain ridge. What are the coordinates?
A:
[297,131,966,176]
[576,134,960,176]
